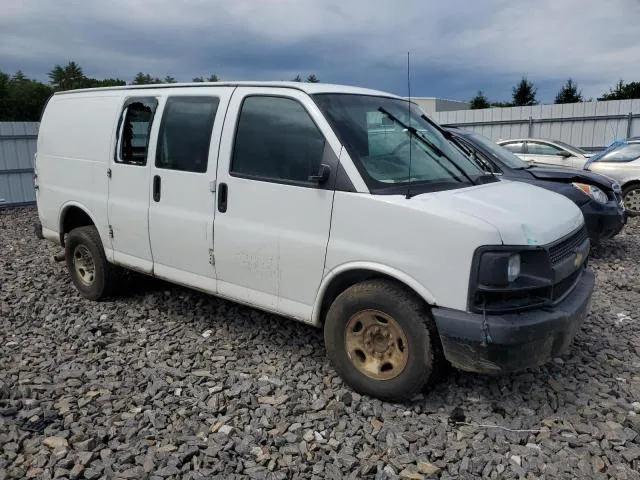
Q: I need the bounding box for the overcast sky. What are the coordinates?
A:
[1,0,639,103]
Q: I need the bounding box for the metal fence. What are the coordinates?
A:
[0,122,39,207]
[431,99,640,152]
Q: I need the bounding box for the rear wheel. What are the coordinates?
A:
[65,226,118,300]
[622,184,640,217]
[324,279,445,401]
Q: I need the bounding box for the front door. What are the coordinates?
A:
[108,96,158,273]
[148,89,234,292]
[213,88,339,321]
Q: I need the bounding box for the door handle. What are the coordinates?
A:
[153,175,161,202]
[217,182,228,213]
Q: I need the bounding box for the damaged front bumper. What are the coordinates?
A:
[431,269,595,374]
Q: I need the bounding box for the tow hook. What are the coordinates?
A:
[53,252,65,262]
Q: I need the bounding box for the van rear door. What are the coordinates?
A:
[147,88,234,292]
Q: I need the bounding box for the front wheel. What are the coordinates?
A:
[622,184,640,217]
[324,279,445,402]
[64,226,118,300]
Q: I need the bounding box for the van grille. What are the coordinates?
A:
[552,267,582,301]
[548,227,589,266]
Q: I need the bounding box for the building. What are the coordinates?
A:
[410,97,471,115]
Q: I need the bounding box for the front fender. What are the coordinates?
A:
[311,261,438,327]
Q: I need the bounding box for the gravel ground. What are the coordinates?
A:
[1,206,640,480]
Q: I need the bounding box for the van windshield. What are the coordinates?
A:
[313,93,487,193]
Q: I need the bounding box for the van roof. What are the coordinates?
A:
[52,81,402,99]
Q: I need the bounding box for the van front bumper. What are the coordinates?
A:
[431,269,595,374]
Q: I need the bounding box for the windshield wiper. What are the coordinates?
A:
[378,107,477,188]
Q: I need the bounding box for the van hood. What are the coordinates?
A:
[414,180,584,245]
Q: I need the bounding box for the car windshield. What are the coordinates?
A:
[462,131,529,169]
[312,94,486,192]
[589,140,627,162]
[591,142,640,163]
[553,140,588,155]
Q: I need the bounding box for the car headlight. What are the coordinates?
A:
[477,252,523,286]
[471,249,553,313]
[507,254,521,282]
[572,183,608,204]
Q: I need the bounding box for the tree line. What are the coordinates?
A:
[0,61,321,121]
[4,61,640,120]
[470,76,640,109]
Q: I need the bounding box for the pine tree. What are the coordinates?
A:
[470,90,490,109]
[511,77,538,106]
[555,79,583,104]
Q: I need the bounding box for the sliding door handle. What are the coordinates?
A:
[153,175,161,202]
[217,183,228,212]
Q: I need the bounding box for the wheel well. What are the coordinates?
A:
[621,180,640,193]
[318,269,428,324]
[60,206,94,246]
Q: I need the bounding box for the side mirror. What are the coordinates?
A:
[308,164,331,184]
[558,150,572,158]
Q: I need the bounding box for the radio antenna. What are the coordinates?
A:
[406,51,412,199]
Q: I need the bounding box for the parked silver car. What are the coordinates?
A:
[497,138,592,169]
[584,138,640,216]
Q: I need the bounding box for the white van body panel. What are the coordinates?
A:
[35,82,587,328]
[36,93,121,250]
[324,190,503,313]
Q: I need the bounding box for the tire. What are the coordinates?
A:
[622,184,640,217]
[324,279,445,402]
[64,226,118,300]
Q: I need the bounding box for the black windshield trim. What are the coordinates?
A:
[368,180,475,195]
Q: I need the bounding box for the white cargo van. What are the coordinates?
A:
[35,82,595,401]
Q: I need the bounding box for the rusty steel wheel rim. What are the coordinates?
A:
[73,245,96,286]
[624,188,640,214]
[344,309,409,380]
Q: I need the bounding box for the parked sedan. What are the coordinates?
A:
[443,126,627,243]
[584,138,640,216]
[497,138,592,169]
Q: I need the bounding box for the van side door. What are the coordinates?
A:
[108,96,158,273]
[213,87,341,321]
[147,88,234,292]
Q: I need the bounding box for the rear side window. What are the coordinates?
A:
[156,96,219,173]
[527,142,564,156]
[501,142,524,154]
[230,96,326,184]
[116,97,158,165]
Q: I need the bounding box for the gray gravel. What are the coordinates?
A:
[1,205,640,479]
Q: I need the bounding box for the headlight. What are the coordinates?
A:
[507,254,521,282]
[471,248,554,313]
[572,183,608,204]
[477,252,523,286]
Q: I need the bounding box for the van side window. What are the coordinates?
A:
[156,96,219,173]
[116,98,157,166]
[231,96,326,184]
